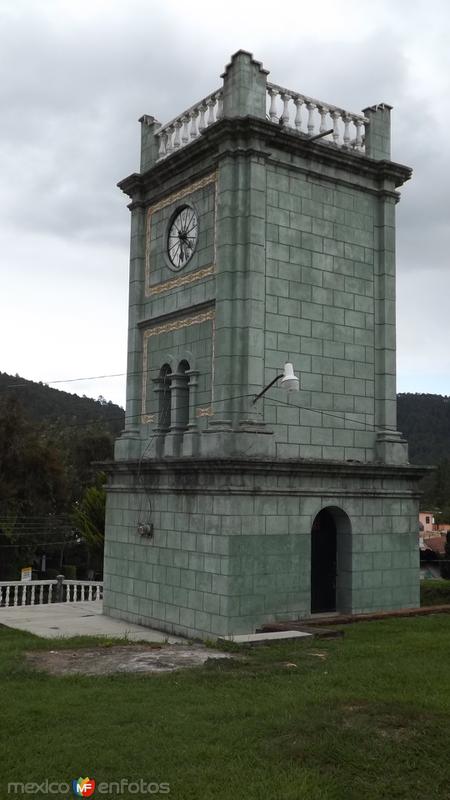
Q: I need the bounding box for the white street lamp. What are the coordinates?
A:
[252,362,300,404]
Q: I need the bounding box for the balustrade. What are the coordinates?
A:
[0,579,103,607]
[156,89,223,161]
[266,82,367,151]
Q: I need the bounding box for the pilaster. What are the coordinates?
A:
[114,200,146,461]
[374,186,408,464]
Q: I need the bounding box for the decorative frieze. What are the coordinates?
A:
[149,265,215,296]
[196,407,214,417]
[143,308,215,339]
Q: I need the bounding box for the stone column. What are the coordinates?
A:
[164,371,189,457]
[182,369,200,456]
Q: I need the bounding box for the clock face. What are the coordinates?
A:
[167,205,198,270]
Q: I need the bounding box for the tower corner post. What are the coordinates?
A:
[139,115,161,173]
[221,49,269,119]
[363,103,392,161]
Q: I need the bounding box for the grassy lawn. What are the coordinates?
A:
[1,616,450,800]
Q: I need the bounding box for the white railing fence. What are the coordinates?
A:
[155,87,223,161]
[152,81,368,164]
[266,82,367,151]
[0,577,103,608]
[63,580,103,602]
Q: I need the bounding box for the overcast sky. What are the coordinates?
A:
[1,0,449,407]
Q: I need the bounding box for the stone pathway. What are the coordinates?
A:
[0,601,183,643]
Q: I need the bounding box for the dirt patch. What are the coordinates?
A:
[25,644,233,675]
[341,704,418,742]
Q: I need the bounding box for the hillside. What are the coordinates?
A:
[0,372,124,435]
[398,393,450,465]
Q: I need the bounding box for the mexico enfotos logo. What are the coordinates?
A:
[7,777,170,795]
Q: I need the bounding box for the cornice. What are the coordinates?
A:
[117,116,412,202]
[104,456,430,482]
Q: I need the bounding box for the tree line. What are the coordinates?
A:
[0,373,125,581]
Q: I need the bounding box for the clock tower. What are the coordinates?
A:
[103,51,426,639]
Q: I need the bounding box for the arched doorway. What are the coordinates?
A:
[311,508,337,613]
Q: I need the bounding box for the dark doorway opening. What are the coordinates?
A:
[311,508,337,613]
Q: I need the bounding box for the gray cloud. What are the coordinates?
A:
[1,0,450,402]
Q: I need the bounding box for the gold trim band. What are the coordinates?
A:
[143,309,215,339]
[149,265,215,296]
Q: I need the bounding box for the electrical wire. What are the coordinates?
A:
[0,540,79,549]
[1,362,383,435]
[263,390,380,432]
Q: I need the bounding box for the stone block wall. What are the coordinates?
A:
[262,163,377,461]
[103,462,422,639]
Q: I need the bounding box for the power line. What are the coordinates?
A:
[0,540,79,549]
[1,372,127,390]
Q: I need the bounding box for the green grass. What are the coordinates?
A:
[1,617,450,799]
[421,578,450,606]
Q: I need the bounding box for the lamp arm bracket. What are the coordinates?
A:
[252,374,283,404]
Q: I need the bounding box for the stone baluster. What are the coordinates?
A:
[268,87,278,122]
[281,93,290,126]
[332,111,341,144]
[306,102,316,135]
[354,118,363,148]
[165,126,174,155]
[343,114,351,147]
[5,585,10,606]
[13,585,18,607]
[39,584,43,604]
[294,97,303,131]
[181,116,189,144]
[190,109,199,139]
[173,120,182,149]
[30,584,35,605]
[158,132,167,159]
[216,92,223,120]
[318,106,329,134]
[198,103,207,133]
[88,584,93,600]
[207,97,216,125]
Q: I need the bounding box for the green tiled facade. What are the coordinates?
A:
[104,51,426,639]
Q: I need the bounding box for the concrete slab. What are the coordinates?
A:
[222,630,312,645]
[0,602,184,643]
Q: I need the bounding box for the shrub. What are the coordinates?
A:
[62,564,77,580]
[420,579,450,606]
